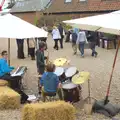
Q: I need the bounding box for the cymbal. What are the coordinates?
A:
[72,72,90,84]
[53,58,68,66]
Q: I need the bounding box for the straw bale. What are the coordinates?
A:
[0,80,8,86]
[22,101,76,120]
[0,86,20,109]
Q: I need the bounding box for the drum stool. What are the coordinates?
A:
[44,92,57,102]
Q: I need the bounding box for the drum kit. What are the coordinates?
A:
[53,58,94,103]
[37,57,93,104]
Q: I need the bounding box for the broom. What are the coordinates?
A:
[104,40,120,105]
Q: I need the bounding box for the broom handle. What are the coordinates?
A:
[104,40,120,105]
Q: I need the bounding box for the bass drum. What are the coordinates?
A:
[62,82,80,103]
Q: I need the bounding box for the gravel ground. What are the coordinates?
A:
[0,36,120,120]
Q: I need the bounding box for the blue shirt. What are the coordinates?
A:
[0,58,14,77]
[40,72,59,93]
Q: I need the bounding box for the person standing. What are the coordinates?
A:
[71,28,78,55]
[65,29,71,42]
[16,39,25,59]
[87,31,98,57]
[52,26,61,50]
[27,38,30,57]
[41,24,48,46]
[76,30,87,57]
[58,23,65,48]
[28,38,35,60]
[36,41,47,75]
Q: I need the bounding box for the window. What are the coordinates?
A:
[79,0,87,1]
[65,0,72,3]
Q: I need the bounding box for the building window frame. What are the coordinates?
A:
[79,0,87,2]
[64,0,72,3]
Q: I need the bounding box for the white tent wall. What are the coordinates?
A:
[63,11,120,35]
[0,14,48,65]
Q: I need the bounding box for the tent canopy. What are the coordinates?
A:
[0,14,48,39]
[63,10,120,35]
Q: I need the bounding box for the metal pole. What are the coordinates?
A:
[8,38,10,65]
[88,79,91,104]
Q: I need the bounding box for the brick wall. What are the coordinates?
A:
[43,12,103,26]
[13,12,41,25]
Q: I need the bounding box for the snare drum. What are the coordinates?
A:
[65,67,78,79]
[62,82,80,103]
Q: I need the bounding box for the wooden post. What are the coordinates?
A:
[8,38,10,65]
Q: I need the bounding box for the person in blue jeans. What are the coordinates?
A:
[76,30,87,57]
[40,63,63,101]
[87,31,98,57]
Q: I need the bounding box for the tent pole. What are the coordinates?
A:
[104,39,120,105]
[8,38,10,65]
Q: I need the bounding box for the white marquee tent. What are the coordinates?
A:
[0,14,48,64]
[63,10,120,103]
[63,10,120,35]
[0,14,48,38]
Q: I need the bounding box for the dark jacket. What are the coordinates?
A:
[87,31,98,42]
[36,50,45,74]
[58,25,64,37]
[72,32,77,43]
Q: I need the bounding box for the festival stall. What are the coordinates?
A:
[0,14,48,64]
[63,10,120,117]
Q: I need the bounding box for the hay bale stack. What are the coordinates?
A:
[0,86,20,109]
[0,80,8,86]
[22,101,76,120]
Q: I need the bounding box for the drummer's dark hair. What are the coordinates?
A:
[39,41,46,49]
[46,63,56,72]
[1,50,7,56]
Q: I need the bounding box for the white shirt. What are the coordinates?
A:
[76,31,87,44]
[52,29,61,40]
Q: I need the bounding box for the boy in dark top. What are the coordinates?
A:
[36,41,47,75]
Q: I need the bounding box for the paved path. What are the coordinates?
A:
[0,36,120,120]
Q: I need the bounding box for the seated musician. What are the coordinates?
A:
[40,63,63,101]
[36,41,47,75]
[0,50,28,104]
[0,50,20,89]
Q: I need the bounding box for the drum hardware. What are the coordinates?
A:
[46,50,50,65]
[72,72,96,104]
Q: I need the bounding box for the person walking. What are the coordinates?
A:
[87,31,98,57]
[58,23,65,48]
[76,30,87,57]
[52,26,61,50]
[71,28,78,55]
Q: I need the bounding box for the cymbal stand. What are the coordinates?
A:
[84,79,96,104]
